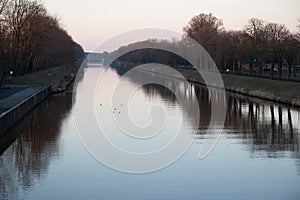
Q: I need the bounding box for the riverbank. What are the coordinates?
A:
[0,65,78,154]
[121,65,300,107]
[9,65,77,93]
[173,68,300,107]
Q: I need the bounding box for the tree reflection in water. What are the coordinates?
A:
[0,93,73,200]
[117,66,300,173]
[124,67,299,153]
[146,81,299,154]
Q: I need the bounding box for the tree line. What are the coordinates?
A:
[109,13,300,80]
[0,0,84,87]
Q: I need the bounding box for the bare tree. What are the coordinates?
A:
[244,18,267,75]
[0,0,9,14]
[218,30,246,72]
[183,13,224,67]
[264,22,289,78]
[0,0,84,87]
[5,0,45,74]
[0,0,10,86]
[283,33,300,79]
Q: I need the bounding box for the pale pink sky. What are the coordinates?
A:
[42,0,300,51]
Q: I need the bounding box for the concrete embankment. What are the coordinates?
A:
[0,85,50,139]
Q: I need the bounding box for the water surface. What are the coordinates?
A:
[0,64,299,200]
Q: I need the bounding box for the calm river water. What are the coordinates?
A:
[1,64,300,200]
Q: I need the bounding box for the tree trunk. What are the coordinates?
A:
[233,59,235,72]
[258,57,262,75]
[278,59,283,78]
[293,66,297,77]
[288,62,292,80]
[271,59,275,78]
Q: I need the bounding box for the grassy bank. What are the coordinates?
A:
[9,65,78,93]
[175,68,300,107]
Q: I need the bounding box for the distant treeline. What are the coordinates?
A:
[0,0,84,86]
[109,13,300,79]
[111,48,190,68]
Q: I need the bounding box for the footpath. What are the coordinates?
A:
[0,65,76,115]
[0,85,47,115]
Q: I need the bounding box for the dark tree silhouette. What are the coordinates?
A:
[0,0,84,87]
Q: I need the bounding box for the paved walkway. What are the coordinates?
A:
[0,85,47,115]
[0,86,30,100]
